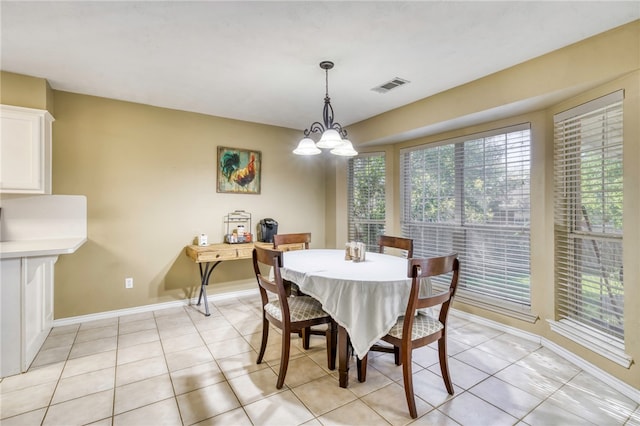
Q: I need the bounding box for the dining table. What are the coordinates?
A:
[280,248,417,388]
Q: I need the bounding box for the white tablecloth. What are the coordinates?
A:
[280,249,412,358]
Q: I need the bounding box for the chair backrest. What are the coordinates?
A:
[405,253,459,328]
[252,246,291,316]
[273,232,311,251]
[378,235,414,258]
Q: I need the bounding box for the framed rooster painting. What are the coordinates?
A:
[217,146,262,194]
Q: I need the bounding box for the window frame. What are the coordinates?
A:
[400,123,536,322]
[550,90,630,367]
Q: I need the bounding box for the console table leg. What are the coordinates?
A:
[197,261,221,316]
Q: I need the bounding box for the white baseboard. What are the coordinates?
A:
[451,309,639,403]
[540,337,640,403]
[52,286,259,328]
[451,309,543,344]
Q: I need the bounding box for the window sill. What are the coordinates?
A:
[547,318,632,368]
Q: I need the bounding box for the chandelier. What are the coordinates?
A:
[293,61,358,156]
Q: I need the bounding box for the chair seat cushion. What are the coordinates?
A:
[265,296,328,322]
[387,314,444,340]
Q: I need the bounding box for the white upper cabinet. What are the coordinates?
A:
[0,104,54,194]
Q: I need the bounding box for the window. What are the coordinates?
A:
[401,124,532,317]
[348,153,385,252]
[552,91,627,365]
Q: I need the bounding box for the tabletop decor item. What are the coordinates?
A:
[224,210,253,243]
[217,146,261,194]
[345,241,366,262]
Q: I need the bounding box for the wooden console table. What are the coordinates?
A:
[186,241,302,316]
[186,242,256,316]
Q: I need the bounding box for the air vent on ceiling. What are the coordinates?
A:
[371,77,410,94]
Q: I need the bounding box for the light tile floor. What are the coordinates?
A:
[1,294,639,426]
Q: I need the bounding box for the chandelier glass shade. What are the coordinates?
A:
[330,139,358,156]
[293,61,357,157]
[316,129,343,149]
[292,137,321,155]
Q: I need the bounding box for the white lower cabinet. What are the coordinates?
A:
[1,256,56,377]
[24,257,55,366]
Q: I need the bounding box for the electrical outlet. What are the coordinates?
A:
[125,277,133,289]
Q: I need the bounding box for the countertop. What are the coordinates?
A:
[0,237,87,259]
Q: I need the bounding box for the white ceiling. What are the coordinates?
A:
[2,1,639,137]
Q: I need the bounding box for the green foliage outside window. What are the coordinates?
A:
[348,154,385,251]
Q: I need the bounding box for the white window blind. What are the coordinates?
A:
[348,153,385,252]
[400,124,531,310]
[553,91,624,341]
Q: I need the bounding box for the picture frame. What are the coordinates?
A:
[216,146,262,194]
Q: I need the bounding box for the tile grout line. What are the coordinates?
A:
[166,305,193,426]
[195,301,249,425]
[40,324,81,424]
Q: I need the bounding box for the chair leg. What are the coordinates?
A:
[257,317,269,364]
[438,337,454,394]
[326,321,337,370]
[394,345,401,365]
[276,330,291,389]
[356,354,367,382]
[401,345,418,419]
[302,327,311,349]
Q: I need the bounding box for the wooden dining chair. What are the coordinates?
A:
[378,235,414,258]
[273,232,310,297]
[357,253,459,419]
[273,232,311,252]
[252,246,337,389]
[373,235,414,364]
[272,232,323,348]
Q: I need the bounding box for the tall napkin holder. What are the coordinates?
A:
[345,241,366,262]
